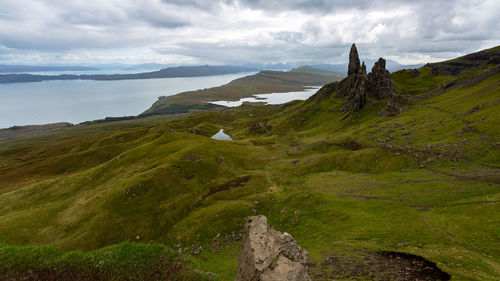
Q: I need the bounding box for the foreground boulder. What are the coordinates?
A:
[235,215,311,281]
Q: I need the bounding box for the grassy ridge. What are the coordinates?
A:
[0,48,499,280]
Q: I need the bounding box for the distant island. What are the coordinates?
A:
[0,65,256,83]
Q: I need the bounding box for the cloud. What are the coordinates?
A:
[0,0,498,65]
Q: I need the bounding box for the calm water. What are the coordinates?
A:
[0,73,254,128]
[210,86,320,107]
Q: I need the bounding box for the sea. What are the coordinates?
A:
[0,72,255,128]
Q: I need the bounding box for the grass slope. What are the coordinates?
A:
[0,47,498,280]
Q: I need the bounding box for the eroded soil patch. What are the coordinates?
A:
[202,176,251,199]
[309,250,450,281]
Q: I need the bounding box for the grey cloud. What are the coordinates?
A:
[132,5,189,28]
[0,0,498,65]
[156,40,352,65]
[270,32,306,43]
[60,1,189,28]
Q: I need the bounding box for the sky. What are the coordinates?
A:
[0,0,499,66]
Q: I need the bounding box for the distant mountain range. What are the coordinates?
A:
[307,59,424,73]
[0,59,423,83]
[0,65,99,73]
[0,65,256,83]
[242,59,423,73]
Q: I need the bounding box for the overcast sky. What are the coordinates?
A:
[0,0,498,66]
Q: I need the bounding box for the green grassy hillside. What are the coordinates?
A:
[0,47,499,280]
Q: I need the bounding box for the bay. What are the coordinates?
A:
[210,86,320,107]
[0,72,255,128]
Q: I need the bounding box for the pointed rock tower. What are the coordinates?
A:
[348,43,361,75]
[337,43,368,111]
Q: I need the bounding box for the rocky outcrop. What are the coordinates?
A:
[235,215,311,281]
[336,43,402,115]
[338,71,367,112]
[379,95,404,117]
[366,58,396,99]
[338,43,368,111]
[348,43,361,75]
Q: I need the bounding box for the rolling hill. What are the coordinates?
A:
[0,46,498,280]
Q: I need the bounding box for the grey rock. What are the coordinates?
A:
[339,73,367,112]
[338,43,368,111]
[380,99,404,117]
[235,215,311,281]
[337,45,400,115]
[366,57,396,99]
[348,43,361,75]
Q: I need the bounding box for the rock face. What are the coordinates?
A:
[348,43,361,75]
[235,216,311,281]
[338,71,367,112]
[366,58,396,99]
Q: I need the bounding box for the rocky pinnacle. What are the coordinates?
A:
[337,44,400,114]
[348,43,361,75]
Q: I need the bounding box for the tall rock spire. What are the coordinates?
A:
[348,43,361,75]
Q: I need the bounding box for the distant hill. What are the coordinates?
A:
[290,66,344,76]
[0,65,256,83]
[240,59,423,72]
[0,64,99,73]
[142,66,345,115]
[121,63,171,70]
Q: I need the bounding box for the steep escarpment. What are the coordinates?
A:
[427,45,500,75]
